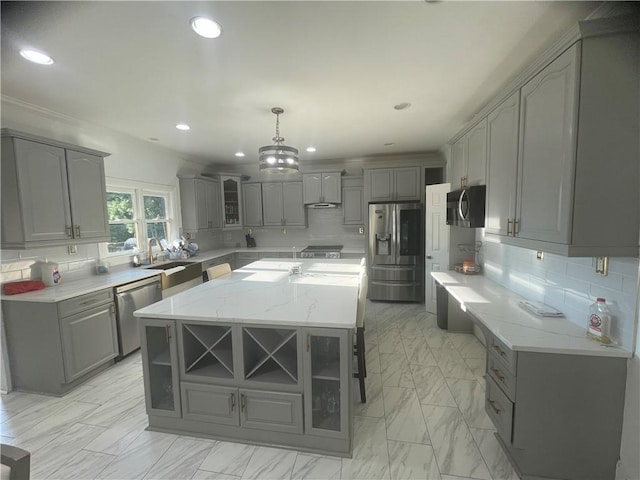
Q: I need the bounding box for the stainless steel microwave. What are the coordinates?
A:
[446,185,486,228]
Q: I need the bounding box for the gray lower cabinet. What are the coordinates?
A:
[140,318,352,455]
[60,302,119,382]
[2,288,118,395]
[484,331,627,480]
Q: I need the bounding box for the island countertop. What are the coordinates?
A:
[135,258,361,329]
[432,271,631,359]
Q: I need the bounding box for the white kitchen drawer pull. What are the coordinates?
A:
[489,400,501,415]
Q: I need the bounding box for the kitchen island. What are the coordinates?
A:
[134,258,362,457]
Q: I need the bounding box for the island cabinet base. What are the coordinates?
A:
[147,414,352,458]
[139,318,354,457]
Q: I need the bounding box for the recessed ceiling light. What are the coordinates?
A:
[306,147,317,153]
[394,102,411,110]
[235,152,245,157]
[148,137,159,142]
[384,142,395,146]
[19,49,54,65]
[176,124,191,131]
[190,16,222,39]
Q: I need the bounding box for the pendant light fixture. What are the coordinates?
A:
[258,107,299,174]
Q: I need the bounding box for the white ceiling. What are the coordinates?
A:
[1,1,598,169]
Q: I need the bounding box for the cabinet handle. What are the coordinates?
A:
[492,345,506,357]
[75,225,81,238]
[491,367,505,382]
[240,394,246,412]
[165,325,171,342]
[489,400,501,415]
[507,219,513,236]
[513,219,519,235]
[66,225,74,238]
[306,335,310,352]
[230,393,236,411]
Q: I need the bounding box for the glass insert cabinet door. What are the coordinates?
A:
[303,328,350,439]
[221,176,242,227]
[140,319,181,417]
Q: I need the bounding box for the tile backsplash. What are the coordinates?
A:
[1,243,100,284]
[477,233,639,351]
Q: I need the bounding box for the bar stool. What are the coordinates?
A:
[206,263,231,280]
[353,269,368,403]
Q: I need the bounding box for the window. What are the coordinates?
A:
[102,181,176,262]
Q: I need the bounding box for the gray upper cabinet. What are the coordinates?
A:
[367,166,422,202]
[509,32,639,256]
[302,172,341,204]
[262,182,305,227]
[342,176,364,225]
[461,19,639,256]
[485,91,520,237]
[515,43,579,246]
[1,131,110,249]
[242,183,263,227]
[450,119,487,190]
[179,176,222,231]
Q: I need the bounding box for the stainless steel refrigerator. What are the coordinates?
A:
[368,202,423,302]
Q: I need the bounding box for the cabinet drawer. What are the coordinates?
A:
[58,288,114,318]
[487,334,517,375]
[181,382,239,426]
[488,350,517,401]
[486,377,514,444]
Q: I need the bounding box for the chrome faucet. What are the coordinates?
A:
[148,237,162,264]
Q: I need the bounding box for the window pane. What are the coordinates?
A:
[107,223,137,252]
[107,192,134,221]
[147,222,167,241]
[144,196,166,220]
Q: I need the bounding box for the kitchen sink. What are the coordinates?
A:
[144,260,203,294]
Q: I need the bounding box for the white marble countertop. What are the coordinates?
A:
[135,258,361,329]
[1,247,365,303]
[1,269,162,303]
[432,271,631,359]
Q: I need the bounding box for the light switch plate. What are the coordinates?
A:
[68,245,77,255]
[595,256,608,276]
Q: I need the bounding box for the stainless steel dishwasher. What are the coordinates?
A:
[114,276,162,359]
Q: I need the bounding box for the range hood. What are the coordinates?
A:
[307,203,338,209]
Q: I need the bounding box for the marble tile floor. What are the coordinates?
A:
[1,300,518,480]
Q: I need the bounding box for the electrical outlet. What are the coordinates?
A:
[68,245,78,255]
[183,232,191,240]
[358,226,364,235]
[595,256,608,276]
[536,251,544,260]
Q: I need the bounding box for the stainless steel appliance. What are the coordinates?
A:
[368,202,423,302]
[114,276,162,358]
[300,245,343,259]
[446,185,486,228]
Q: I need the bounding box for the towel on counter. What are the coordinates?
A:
[518,300,564,317]
[3,280,46,295]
